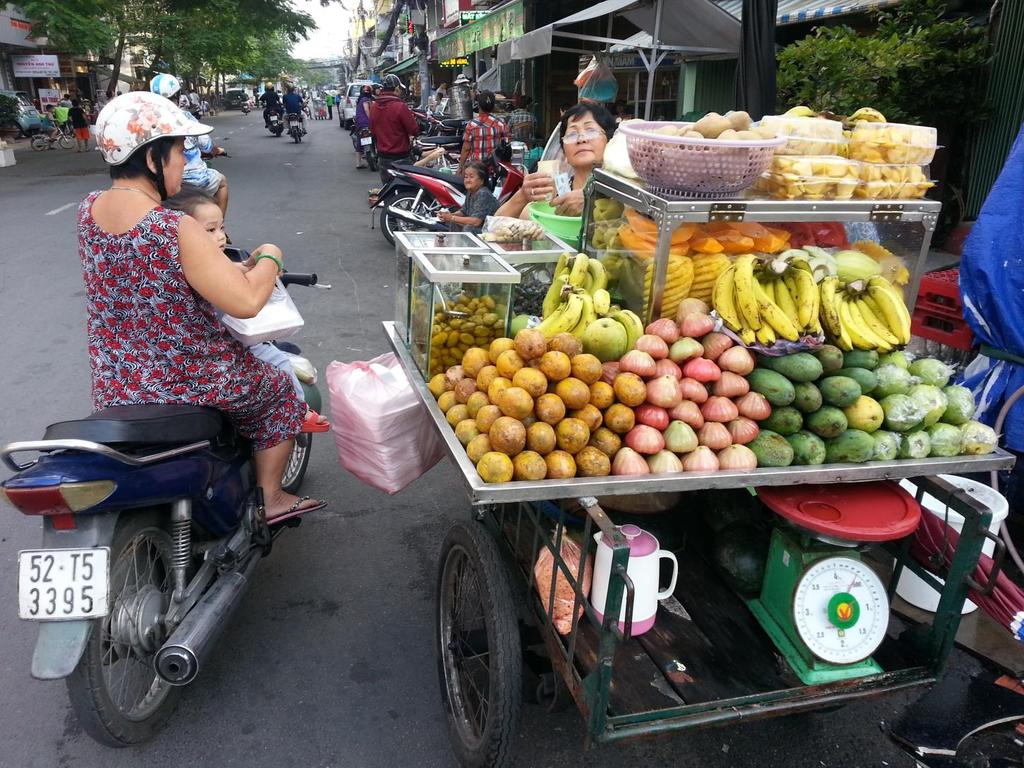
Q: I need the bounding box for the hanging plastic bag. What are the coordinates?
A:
[326,353,445,495]
[576,57,618,104]
[221,281,304,346]
[534,536,593,636]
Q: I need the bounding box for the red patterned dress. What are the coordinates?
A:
[78,191,304,450]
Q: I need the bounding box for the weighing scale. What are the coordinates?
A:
[748,482,921,685]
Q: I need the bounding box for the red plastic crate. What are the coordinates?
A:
[911,268,975,351]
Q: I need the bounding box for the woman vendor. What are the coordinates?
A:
[496,103,617,220]
[83,91,325,523]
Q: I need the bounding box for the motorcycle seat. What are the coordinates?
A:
[418,136,462,147]
[44,405,227,447]
[440,118,467,130]
[392,164,465,191]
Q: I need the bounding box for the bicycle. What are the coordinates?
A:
[30,123,73,151]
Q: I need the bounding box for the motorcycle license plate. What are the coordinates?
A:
[360,136,373,146]
[270,116,279,123]
[18,548,109,620]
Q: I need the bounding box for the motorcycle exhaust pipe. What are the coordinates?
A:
[386,206,445,230]
[155,551,261,685]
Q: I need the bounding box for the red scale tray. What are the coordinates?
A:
[756,481,921,542]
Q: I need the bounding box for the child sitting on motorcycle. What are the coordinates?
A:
[164,187,328,431]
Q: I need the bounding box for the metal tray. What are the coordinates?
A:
[384,321,1015,506]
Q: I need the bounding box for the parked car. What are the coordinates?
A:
[340,80,375,127]
[0,90,41,136]
[224,89,250,110]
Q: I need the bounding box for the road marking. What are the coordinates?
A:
[45,202,75,216]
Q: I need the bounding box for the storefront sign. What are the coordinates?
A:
[437,0,523,61]
[37,88,60,107]
[459,11,488,23]
[442,0,462,26]
[607,52,680,70]
[0,6,39,48]
[11,54,59,78]
[440,57,470,67]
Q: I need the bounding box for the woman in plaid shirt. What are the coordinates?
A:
[459,91,509,172]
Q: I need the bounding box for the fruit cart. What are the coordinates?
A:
[383,318,1014,768]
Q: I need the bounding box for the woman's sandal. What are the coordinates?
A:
[301,409,331,433]
[268,496,328,525]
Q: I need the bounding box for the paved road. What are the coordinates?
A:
[0,112,925,768]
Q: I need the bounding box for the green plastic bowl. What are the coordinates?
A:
[526,202,582,250]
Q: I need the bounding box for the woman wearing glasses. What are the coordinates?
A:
[496,103,617,220]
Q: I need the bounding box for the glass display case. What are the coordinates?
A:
[409,250,521,378]
[482,233,576,319]
[582,169,942,324]
[393,231,489,343]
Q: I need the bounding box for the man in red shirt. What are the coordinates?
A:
[369,74,419,184]
[459,90,508,175]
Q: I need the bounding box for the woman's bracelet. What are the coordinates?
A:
[254,253,284,273]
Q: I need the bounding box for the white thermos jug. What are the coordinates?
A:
[590,524,678,636]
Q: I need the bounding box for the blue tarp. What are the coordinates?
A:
[959,124,1024,452]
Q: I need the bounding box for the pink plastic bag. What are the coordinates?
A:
[327,353,445,494]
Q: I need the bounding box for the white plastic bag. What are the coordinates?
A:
[221,281,304,345]
[327,353,445,495]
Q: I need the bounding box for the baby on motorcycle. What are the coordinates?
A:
[164,187,328,432]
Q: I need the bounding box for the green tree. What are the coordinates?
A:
[776,0,989,125]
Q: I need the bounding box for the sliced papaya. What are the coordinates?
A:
[729,221,771,239]
[617,224,656,260]
[671,223,697,244]
[690,235,724,254]
[715,231,756,254]
[624,207,657,235]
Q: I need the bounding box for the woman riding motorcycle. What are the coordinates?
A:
[352,84,373,169]
[85,91,326,521]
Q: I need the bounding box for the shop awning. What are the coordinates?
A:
[511,0,740,60]
[435,0,525,61]
[715,0,902,25]
[384,56,419,75]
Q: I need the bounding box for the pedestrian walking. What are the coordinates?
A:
[326,91,334,121]
[369,74,418,183]
[69,99,91,152]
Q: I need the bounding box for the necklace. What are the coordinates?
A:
[108,186,160,203]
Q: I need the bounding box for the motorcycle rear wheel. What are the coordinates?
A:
[30,135,47,151]
[366,150,378,172]
[66,511,181,746]
[382,193,438,247]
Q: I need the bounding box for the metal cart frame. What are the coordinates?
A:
[385,321,1014,768]
[582,169,943,319]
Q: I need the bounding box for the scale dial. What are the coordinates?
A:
[792,556,888,665]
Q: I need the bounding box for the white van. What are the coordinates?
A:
[340,80,375,127]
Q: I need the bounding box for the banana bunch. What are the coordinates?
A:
[818,276,911,351]
[712,254,820,346]
[687,252,731,304]
[642,253,694,319]
[538,252,613,339]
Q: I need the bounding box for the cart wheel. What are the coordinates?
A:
[534,671,573,713]
[436,521,521,768]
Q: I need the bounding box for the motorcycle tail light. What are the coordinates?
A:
[2,481,115,515]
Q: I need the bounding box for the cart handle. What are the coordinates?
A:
[963,528,1006,598]
[615,566,636,640]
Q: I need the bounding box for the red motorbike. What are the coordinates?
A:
[373,147,524,245]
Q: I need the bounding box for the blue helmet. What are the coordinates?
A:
[149,73,182,99]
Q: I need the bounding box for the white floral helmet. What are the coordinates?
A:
[95,91,211,166]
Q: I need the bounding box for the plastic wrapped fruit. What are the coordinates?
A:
[854,163,934,200]
[753,155,860,200]
[758,115,845,156]
[849,122,938,165]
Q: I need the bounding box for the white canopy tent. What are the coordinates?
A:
[500,0,741,119]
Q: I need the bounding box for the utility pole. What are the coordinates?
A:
[409,0,430,109]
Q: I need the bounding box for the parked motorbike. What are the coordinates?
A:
[412,108,468,138]
[354,127,378,172]
[267,109,284,137]
[372,147,525,245]
[286,113,304,144]
[2,265,330,747]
